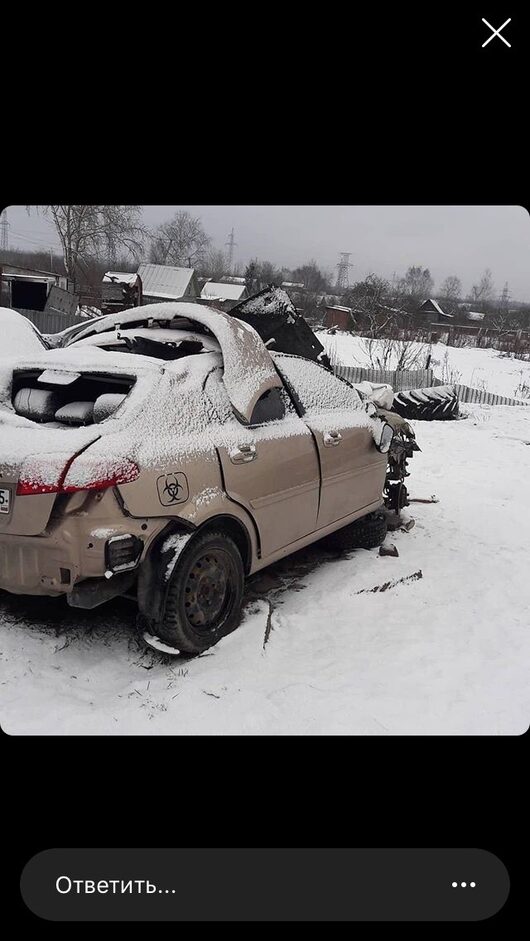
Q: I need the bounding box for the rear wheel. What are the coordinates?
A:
[323,510,388,552]
[157,530,244,654]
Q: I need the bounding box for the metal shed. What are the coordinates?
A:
[137,264,199,303]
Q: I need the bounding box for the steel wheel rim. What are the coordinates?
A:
[182,549,235,635]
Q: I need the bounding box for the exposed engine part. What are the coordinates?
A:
[376,408,421,513]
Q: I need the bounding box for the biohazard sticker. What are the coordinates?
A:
[156,472,189,506]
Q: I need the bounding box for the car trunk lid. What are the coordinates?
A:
[0,350,152,536]
[0,423,101,535]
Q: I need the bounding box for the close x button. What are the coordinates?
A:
[482,17,512,48]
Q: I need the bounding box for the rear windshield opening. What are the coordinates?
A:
[11,370,136,427]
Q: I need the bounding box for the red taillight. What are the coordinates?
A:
[62,460,139,493]
[16,478,63,496]
[16,457,139,496]
[16,453,77,496]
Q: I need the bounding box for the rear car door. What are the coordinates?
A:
[275,355,388,530]
[205,370,320,560]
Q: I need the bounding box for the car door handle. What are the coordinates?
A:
[323,431,342,447]
[229,444,257,464]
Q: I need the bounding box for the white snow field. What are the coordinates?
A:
[317,331,530,400]
[1,404,529,735]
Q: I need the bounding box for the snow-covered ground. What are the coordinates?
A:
[1,404,529,735]
[317,331,530,401]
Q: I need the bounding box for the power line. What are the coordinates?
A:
[10,228,61,250]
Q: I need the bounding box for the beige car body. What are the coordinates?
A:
[0,304,388,619]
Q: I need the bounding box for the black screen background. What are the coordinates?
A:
[1,9,528,929]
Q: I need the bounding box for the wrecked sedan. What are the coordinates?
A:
[0,303,395,653]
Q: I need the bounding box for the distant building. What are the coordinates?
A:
[323,305,354,330]
[0,263,67,311]
[137,263,199,304]
[466,311,485,322]
[101,271,142,314]
[418,298,453,322]
[220,275,246,285]
[103,270,139,285]
[201,280,248,303]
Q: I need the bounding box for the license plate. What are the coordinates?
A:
[0,487,11,515]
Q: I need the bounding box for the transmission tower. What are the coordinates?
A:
[0,209,9,252]
[500,281,511,311]
[336,252,352,291]
[225,228,237,272]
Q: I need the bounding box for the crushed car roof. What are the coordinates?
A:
[5,303,283,425]
[66,302,282,422]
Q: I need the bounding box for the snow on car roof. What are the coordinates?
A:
[272,351,362,410]
[1,344,161,378]
[271,352,375,433]
[67,302,282,423]
[1,307,47,359]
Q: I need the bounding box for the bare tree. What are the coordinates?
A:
[342,274,392,335]
[397,265,434,302]
[342,273,421,337]
[439,349,462,385]
[28,205,147,291]
[489,309,520,336]
[243,258,283,293]
[198,248,228,281]
[291,259,331,292]
[258,260,284,286]
[439,275,462,302]
[149,211,211,268]
[360,337,429,370]
[470,268,494,307]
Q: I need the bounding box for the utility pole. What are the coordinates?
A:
[0,209,9,252]
[336,252,352,291]
[225,228,237,273]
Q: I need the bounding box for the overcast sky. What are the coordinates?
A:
[5,205,530,300]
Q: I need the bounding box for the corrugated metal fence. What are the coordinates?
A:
[334,365,434,392]
[450,383,529,407]
[13,308,85,334]
[333,365,529,407]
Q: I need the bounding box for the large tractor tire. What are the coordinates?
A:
[392,384,459,421]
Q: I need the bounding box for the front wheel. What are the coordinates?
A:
[157,530,244,654]
[323,510,388,551]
